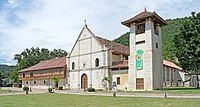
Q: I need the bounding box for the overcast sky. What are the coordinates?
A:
[0,0,200,65]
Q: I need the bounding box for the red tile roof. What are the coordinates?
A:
[110,60,128,69]
[110,59,182,70]
[122,10,167,27]
[95,36,130,55]
[19,57,66,72]
[163,60,182,70]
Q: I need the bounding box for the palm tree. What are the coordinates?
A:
[52,77,59,88]
[102,77,110,91]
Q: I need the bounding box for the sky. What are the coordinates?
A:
[0,0,200,65]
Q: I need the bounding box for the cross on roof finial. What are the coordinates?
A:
[84,19,87,27]
[144,7,147,12]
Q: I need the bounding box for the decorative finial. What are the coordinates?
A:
[84,19,87,27]
[144,7,147,12]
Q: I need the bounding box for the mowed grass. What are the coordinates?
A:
[0,89,19,94]
[0,93,200,107]
[115,87,200,94]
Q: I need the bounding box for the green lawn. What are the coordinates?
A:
[0,89,19,94]
[115,87,200,94]
[0,93,200,107]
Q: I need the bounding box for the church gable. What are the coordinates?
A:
[69,26,103,57]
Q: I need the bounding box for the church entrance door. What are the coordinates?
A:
[81,74,88,90]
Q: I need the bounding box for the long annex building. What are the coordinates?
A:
[19,10,187,91]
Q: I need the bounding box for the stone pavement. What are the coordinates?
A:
[54,90,200,99]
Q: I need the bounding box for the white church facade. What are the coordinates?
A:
[19,10,187,91]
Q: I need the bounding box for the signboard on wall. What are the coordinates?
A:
[136,50,143,70]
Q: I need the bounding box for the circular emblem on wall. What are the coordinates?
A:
[136,54,142,61]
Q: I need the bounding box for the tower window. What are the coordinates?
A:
[34,81,36,84]
[136,23,145,35]
[26,81,28,84]
[154,24,159,36]
[156,42,158,48]
[95,58,99,67]
[117,77,120,84]
[72,62,75,70]
[136,40,145,45]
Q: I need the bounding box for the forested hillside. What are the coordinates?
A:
[0,64,17,78]
[114,17,188,63]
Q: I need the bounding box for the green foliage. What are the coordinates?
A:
[174,12,200,75]
[102,77,110,82]
[9,69,19,83]
[0,65,17,78]
[114,16,189,63]
[14,47,68,70]
[87,87,95,92]
[52,77,59,88]
[48,88,53,93]
[23,86,29,91]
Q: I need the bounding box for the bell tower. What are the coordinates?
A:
[122,9,167,91]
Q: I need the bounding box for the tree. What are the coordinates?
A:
[174,12,200,88]
[10,69,19,83]
[52,77,59,88]
[102,77,110,91]
[14,47,68,70]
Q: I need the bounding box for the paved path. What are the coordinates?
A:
[54,90,200,99]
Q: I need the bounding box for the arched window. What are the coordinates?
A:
[95,58,99,67]
[72,62,75,70]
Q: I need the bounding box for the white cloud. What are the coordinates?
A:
[0,0,200,65]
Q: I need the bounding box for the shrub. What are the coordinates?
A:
[23,86,29,91]
[23,86,29,94]
[48,88,54,93]
[87,87,95,92]
[58,86,63,90]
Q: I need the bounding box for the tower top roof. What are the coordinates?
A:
[121,9,167,27]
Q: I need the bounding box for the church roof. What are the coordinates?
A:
[163,60,182,70]
[19,56,66,72]
[95,36,130,55]
[110,59,182,71]
[122,9,167,27]
[110,60,128,69]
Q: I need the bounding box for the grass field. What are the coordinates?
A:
[114,87,200,94]
[0,93,200,107]
[0,89,19,94]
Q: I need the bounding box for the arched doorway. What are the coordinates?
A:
[81,74,88,90]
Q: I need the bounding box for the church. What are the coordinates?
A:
[19,9,186,91]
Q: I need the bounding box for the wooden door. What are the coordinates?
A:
[136,78,144,90]
[81,74,88,90]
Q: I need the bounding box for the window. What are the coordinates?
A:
[26,81,28,84]
[117,77,120,85]
[154,24,159,36]
[30,72,33,77]
[136,40,145,45]
[44,80,46,84]
[72,62,75,69]
[23,73,25,77]
[95,58,99,67]
[156,42,158,48]
[83,63,86,68]
[34,81,36,84]
[136,23,145,35]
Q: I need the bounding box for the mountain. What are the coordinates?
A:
[114,17,188,63]
[0,64,17,75]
